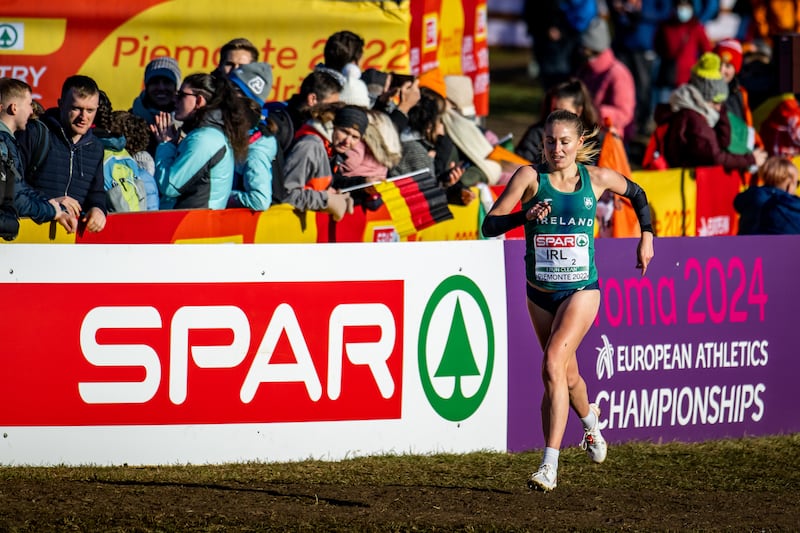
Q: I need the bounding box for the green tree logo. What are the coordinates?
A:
[418,275,495,421]
[0,25,19,49]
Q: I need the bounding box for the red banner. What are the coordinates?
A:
[0,281,404,425]
[694,166,743,236]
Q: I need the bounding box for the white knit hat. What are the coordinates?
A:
[339,63,371,108]
[445,75,476,118]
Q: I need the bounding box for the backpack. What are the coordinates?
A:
[642,122,670,171]
[262,101,294,205]
[103,148,148,212]
[0,141,20,240]
[23,118,51,180]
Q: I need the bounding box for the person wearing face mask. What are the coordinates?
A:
[653,0,712,107]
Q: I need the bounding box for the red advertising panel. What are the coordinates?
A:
[1,281,404,425]
[694,166,743,236]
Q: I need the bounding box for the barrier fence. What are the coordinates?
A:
[6,161,800,245]
[2,236,797,465]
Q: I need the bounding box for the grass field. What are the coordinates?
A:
[1,435,798,531]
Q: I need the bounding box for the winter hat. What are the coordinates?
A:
[339,63,371,108]
[229,62,274,106]
[418,68,447,99]
[334,105,369,135]
[690,52,729,103]
[144,57,181,86]
[445,75,476,118]
[580,17,611,53]
[442,108,502,185]
[714,38,743,73]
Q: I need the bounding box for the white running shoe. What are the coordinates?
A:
[527,463,557,492]
[581,403,607,464]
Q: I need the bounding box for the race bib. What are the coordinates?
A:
[533,233,590,283]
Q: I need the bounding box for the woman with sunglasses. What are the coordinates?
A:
[151,73,258,209]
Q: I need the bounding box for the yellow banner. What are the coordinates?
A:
[631,168,696,237]
[81,1,410,109]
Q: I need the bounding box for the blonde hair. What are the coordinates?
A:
[759,156,797,188]
[544,109,600,165]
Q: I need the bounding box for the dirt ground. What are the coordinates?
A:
[2,475,796,532]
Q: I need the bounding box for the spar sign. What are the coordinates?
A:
[0,242,507,465]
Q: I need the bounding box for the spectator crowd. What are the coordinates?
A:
[1,0,799,241]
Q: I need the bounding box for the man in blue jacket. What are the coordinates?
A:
[17,75,107,233]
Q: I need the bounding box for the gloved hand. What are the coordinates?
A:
[325,191,354,221]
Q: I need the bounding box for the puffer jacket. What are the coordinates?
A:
[16,108,106,214]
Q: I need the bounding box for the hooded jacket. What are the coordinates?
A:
[154,109,232,210]
[735,185,800,234]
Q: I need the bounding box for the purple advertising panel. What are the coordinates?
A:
[506,236,799,452]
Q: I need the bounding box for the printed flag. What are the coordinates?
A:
[374,170,454,237]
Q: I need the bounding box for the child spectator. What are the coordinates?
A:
[109,110,160,209]
[735,155,800,234]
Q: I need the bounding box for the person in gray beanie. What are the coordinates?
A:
[229,62,273,107]
[130,56,183,155]
[227,62,279,211]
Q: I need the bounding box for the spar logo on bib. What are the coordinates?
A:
[535,234,589,247]
[417,275,495,422]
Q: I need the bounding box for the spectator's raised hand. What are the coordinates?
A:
[151,111,178,144]
[396,80,421,116]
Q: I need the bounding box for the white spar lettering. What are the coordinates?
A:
[535,235,576,247]
[78,303,397,405]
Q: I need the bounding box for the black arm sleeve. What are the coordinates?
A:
[481,210,527,238]
[622,177,654,235]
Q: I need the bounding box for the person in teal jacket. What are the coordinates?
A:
[151,73,258,210]
[481,109,655,492]
[227,62,279,211]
